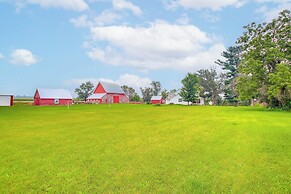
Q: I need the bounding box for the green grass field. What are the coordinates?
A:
[0,104,290,193]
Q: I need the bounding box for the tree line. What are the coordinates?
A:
[179,10,290,109]
[75,10,290,108]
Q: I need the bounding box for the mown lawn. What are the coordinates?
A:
[0,104,290,193]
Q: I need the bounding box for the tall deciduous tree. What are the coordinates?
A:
[197,68,222,105]
[121,85,136,101]
[140,87,153,103]
[236,9,291,107]
[179,73,200,105]
[75,81,95,101]
[151,81,161,96]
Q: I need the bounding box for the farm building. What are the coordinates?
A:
[151,96,164,104]
[166,94,205,105]
[87,82,129,104]
[0,95,13,106]
[34,89,73,106]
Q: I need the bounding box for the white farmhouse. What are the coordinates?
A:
[166,94,205,105]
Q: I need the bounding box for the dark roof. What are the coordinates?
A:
[87,93,106,99]
[100,81,125,94]
[37,88,72,99]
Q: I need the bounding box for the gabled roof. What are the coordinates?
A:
[36,88,72,99]
[100,81,125,94]
[87,93,106,100]
[151,96,163,100]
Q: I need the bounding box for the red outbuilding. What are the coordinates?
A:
[87,81,129,104]
[151,96,164,104]
[34,88,73,106]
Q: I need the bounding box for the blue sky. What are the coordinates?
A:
[0,0,290,96]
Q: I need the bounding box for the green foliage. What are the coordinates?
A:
[268,64,291,108]
[161,89,168,100]
[237,58,265,101]
[75,81,95,101]
[121,85,136,100]
[140,87,153,103]
[197,68,222,105]
[0,105,290,192]
[215,46,241,101]
[180,73,200,104]
[236,10,291,108]
[131,93,141,102]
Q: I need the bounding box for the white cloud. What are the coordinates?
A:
[117,74,152,91]
[70,11,121,27]
[0,53,4,60]
[112,0,142,15]
[165,0,246,11]
[255,2,291,21]
[13,0,88,11]
[70,15,92,27]
[87,21,225,72]
[63,73,152,94]
[10,49,38,66]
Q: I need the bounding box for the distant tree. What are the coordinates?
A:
[140,87,153,103]
[161,89,168,100]
[197,68,222,105]
[151,81,161,96]
[75,81,95,101]
[215,46,241,103]
[121,85,136,100]
[131,93,141,102]
[179,73,200,105]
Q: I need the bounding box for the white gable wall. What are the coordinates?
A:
[166,95,191,105]
[0,96,11,106]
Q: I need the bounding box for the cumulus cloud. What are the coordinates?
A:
[63,73,152,94]
[10,49,38,66]
[86,21,225,72]
[112,0,142,15]
[165,0,246,11]
[12,0,88,11]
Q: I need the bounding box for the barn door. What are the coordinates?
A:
[113,96,119,103]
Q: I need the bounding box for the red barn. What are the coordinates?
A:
[34,88,73,106]
[87,82,129,104]
[151,96,164,104]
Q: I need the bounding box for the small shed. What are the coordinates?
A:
[0,95,13,106]
[34,88,73,106]
[151,96,163,104]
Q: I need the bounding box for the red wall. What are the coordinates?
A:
[10,96,13,106]
[34,98,73,106]
[151,99,163,104]
[94,83,106,93]
[104,93,129,103]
